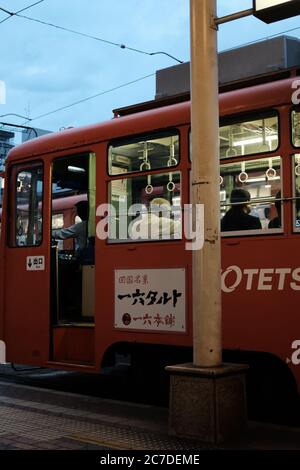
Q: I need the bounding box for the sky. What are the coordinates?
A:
[1,0,300,138]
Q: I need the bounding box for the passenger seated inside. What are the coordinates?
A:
[52,200,88,252]
[130,197,181,240]
[221,188,262,232]
[269,190,300,229]
[268,191,281,229]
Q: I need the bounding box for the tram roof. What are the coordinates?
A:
[7,76,297,163]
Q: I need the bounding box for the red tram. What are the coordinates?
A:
[1,71,300,418]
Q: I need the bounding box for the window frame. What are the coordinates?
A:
[107,128,181,178]
[107,169,183,244]
[290,106,300,149]
[219,109,280,161]
[50,151,94,250]
[8,160,44,248]
[220,154,283,238]
[292,153,300,233]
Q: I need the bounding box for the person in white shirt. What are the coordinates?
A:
[52,200,88,251]
[130,197,181,240]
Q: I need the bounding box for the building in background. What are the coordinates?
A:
[0,129,13,207]
[0,126,51,206]
[0,126,51,173]
[0,129,14,173]
[155,35,300,99]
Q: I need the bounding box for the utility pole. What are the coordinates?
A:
[167,0,300,444]
[167,0,248,444]
[190,0,221,368]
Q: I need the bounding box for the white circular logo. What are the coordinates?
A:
[221,265,242,293]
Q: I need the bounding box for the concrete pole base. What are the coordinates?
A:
[166,362,248,444]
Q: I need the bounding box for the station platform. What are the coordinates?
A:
[0,380,300,450]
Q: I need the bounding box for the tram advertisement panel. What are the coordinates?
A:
[114,268,186,332]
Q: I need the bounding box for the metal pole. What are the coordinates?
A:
[215,8,253,25]
[190,0,222,367]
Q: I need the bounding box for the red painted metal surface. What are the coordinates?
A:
[0,74,299,396]
[52,327,94,364]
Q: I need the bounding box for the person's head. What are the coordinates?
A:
[150,197,171,217]
[75,200,89,221]
[230,188,251,213]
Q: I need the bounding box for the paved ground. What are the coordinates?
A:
[0,380,300,450]
[0,381,196,450]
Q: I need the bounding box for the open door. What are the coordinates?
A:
[50,153,96,365]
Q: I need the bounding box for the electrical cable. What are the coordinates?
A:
[221,26,300,53]
[0,113,30,120]
[0,0,44,25]
[22,72,156,124]
[0,6,183,63]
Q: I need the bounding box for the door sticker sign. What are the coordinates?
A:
[26,256,45,271]
[115,268,186,332]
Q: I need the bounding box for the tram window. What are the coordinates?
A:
[52,213,64,250]
[293,154,300,230]
[51,154,92,251]
[52,213,64,229]
[108,130,179,176]
[292,109,300,147]
[108,171,182,242]
[220,156,282,234]
[220,112,279,159]
[10,164,43,247]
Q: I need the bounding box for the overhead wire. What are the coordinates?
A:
[17,23,300,125]
[22,19,300,125]
[0,3,177,125]
[3,4,299,61]
[221,26,300,52]
[22,72,156,124]
[0,2,183,126]
[0,113,30,120]
[3,3,299,127]
[0,0,45,25]
[0,6,183,63]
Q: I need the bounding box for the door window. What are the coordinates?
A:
[9,163,43,247]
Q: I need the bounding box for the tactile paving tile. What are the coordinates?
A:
[0,399,199,450]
